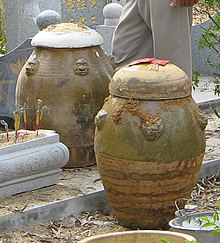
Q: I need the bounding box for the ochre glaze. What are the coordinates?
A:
[16,46,114,167]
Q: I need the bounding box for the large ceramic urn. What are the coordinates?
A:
[16,23,114,167]
[94,60,208,229]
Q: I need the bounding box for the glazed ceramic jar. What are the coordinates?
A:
[16,23,114,167]
[94,61,207,229]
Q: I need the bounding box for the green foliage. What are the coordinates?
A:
[0,0,6,54]
[160,238,170,243]
[186,241,200,243]
[200,211,220,234]
[160,238,199,243]
[184,211,220,243]
[211,102,220,118]
[208,75,220,96]
[195,1,220,95]
[0,33,6,54]
[192,68,201,90]
[160,237,200,243]
[199,0,220,8]
[161,206,220,243]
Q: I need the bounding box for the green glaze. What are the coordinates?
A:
[95,96,207,163]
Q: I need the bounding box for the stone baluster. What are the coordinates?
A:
[36,10,62,31]
[103,2,123,26]
[96,2,123,54]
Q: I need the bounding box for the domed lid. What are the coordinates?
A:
[31,23,104,48]
[109,59,191,100]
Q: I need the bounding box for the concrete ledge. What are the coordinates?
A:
[0,190,110,234]
[197,98,220,179]
[198,98,220,114]
[199,159,220,179]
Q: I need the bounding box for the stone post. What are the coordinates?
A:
[36,10,62,31]
[103,3,123,26]
[5,0,40,51]
[95,2,123,54]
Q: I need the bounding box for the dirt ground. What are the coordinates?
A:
[0,212,127,243]
[0,166,103,217]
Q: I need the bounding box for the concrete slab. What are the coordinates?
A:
[197,99,220,114]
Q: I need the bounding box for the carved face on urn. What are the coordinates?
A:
[73,58,89,75]
[25,55,40,76]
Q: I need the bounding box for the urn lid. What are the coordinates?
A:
[109,61,192,100]
[31,23,104,48]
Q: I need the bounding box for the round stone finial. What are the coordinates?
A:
[36,10,62,31]
[103,3,123,26]
[103,3,123,20]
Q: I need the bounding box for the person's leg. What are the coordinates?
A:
[138,0,192,79]
[112,0,153,69]
[112,0,193,79]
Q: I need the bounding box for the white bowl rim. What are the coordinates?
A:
[79,230,196,242]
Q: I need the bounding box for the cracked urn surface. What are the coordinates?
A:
[16,23,114,167]
[94,63,207,229]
